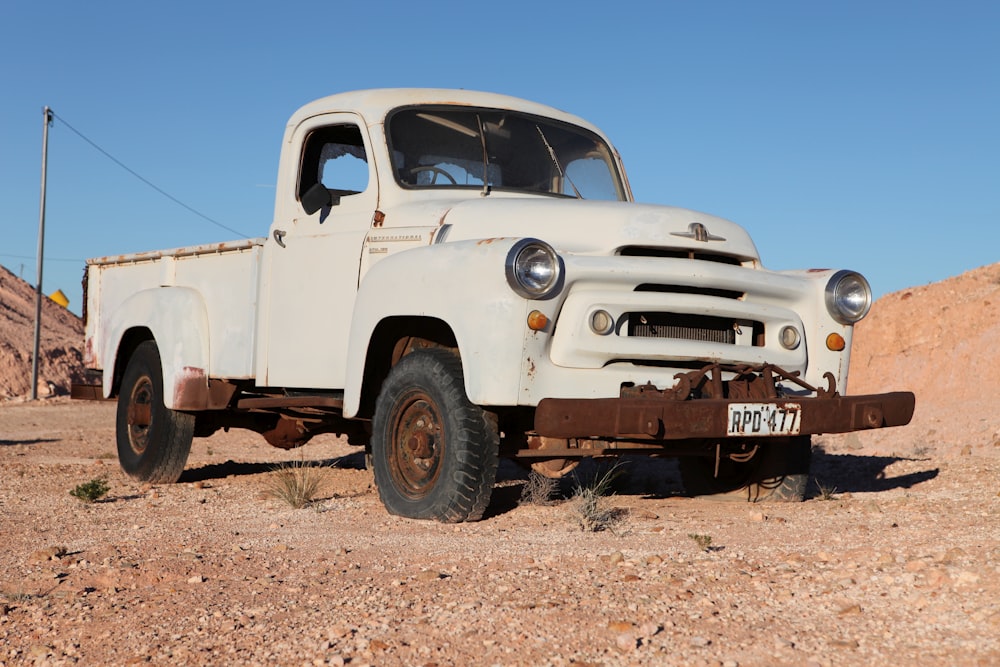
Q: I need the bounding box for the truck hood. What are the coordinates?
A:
[423,198,760,260]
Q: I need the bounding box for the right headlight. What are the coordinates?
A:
[825,270,872,324]
[505,238,562,299]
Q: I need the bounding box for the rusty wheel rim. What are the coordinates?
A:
[126,375,154,455]
[388,391,444,500]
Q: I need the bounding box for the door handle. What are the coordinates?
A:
[273,229,287,248]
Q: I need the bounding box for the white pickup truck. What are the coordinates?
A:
[74,88,914,521]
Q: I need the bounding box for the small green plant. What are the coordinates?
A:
[815,480,838,501]
[70,478,110,503]
[688,533,713,552]
[520,471,559,506]
[267,460,327,509]
[568,462,626,533]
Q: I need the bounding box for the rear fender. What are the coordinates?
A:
[102,287,211,410]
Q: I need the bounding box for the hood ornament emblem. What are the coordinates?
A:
[671,222,726,243]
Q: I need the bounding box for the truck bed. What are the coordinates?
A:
[85,238,266,380]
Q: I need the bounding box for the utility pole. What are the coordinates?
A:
[31,107,53,400]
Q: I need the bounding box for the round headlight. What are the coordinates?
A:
[825,270,872,324]
[505,239,562,299]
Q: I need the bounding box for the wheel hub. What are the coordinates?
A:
[390,396,444,497]
[127,376,154,454]
[407,424,435,459]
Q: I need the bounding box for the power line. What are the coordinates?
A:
[50,111,249,238]
[0,253,81,263]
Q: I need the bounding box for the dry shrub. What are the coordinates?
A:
[567,462,627,533]
[267,460,327,509]
[520,471,559,506]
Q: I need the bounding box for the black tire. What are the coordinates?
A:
[115,340,194,483]
[371,349,499,522]
[679,436,812,502]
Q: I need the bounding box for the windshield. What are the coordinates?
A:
[387,106,626,201]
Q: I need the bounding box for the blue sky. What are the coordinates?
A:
[2,1,998,316]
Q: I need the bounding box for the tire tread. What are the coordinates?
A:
[116,341,194,484]
[371,349,499,522]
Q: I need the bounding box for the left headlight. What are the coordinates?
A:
[825,270,872,324]
[505,238,562,299]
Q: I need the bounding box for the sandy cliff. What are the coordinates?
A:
[0,264,85,399]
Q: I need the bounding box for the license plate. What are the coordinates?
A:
[727,403,802,436]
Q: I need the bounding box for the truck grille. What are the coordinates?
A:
[629,313,735,343]
[628,312,762,345]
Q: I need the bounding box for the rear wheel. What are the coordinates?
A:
[371,349,499,522]
[115,340,194,483]
[678,437,812,502]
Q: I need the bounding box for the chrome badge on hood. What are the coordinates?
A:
[671,222,726,243]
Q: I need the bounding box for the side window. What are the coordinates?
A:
[298,125,369,206]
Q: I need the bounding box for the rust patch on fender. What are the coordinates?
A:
[437,206,453,226]
[83,337,96,367]
[172,366,208,410]
[174,369,237,411]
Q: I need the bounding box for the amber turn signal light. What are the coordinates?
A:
[527,310,549,331]
[826,332,846,351]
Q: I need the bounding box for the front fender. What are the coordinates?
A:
[343,238,533,417]
[102,286,211,410]
[776,269,858,393]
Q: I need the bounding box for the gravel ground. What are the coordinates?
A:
[1,399,998,666]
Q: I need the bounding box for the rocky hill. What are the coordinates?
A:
[0,264,85,399]
[833,262,1000,458]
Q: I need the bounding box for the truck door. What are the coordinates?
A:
[259,114,376,389]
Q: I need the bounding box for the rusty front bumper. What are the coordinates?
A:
[534,391,915,440]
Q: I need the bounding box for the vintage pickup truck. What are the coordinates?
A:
[75,88,914,521]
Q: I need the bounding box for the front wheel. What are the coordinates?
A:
[371,349,499,522]
[678,437,812,502]
[115,340,194,483]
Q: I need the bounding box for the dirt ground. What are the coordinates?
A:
[1,398,998,667]
[2,262,999,665]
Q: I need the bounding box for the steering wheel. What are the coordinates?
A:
[409,165,458,185]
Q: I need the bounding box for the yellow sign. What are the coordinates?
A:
[49,289,69,308]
